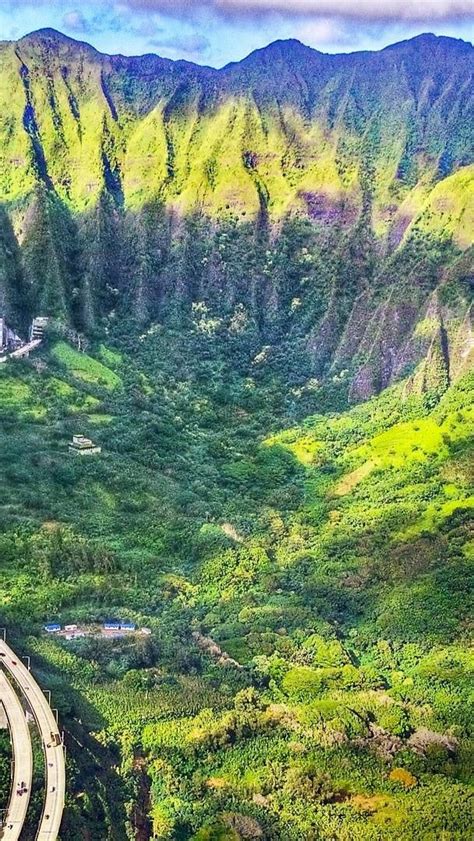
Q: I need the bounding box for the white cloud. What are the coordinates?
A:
[148,32,210,57]
[296,18,350,46]
[62,10,91,33]
[116,0,474,22]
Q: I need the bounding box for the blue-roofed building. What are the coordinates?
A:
[44,624,61,633]
[103,621,121,630]
[121,622,136,632]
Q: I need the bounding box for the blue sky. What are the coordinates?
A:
[1,1,473,66]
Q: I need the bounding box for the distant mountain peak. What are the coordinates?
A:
[223,37,322,74]
[18,27,98,53]
[242,37,319,59]
[21,27,73,42]
[383,31,472,52]
[261,38,311,50]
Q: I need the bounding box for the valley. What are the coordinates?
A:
[0,322,472,839]
[0,26,472,841]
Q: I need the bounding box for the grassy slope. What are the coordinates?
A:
[0,333,472,839]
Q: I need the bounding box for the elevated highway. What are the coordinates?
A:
[0,639,65,840]
[0,671,32,840]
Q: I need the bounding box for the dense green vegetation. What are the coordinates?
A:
[0,730,11,812]
[0,321,472,839]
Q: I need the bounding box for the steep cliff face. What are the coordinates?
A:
[0,29,472,400]
[1,30,472,220]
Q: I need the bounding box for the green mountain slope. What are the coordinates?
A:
[0,328,472,839]
[0,30,472,402]
[0,31,472,221]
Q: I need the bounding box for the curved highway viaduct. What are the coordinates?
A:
[0,670,33,840]
[0,639,65,840]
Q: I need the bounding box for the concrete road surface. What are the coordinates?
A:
[0,670,33,840]
[0,640,65,840]
[8,340,42,360]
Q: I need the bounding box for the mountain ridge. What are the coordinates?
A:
[2,28,472,213]
[10,28,474,68]
[0,27,472,404]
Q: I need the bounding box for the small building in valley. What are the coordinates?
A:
[30,316,49,341]
[44,623,61,633]
[103,620,136,635]
[69,434,102,456]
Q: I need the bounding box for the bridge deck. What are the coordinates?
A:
[0,670,33,841]
[0,641,65,841]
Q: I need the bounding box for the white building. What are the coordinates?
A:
[69,435,102,456]
[30,316,49,341]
